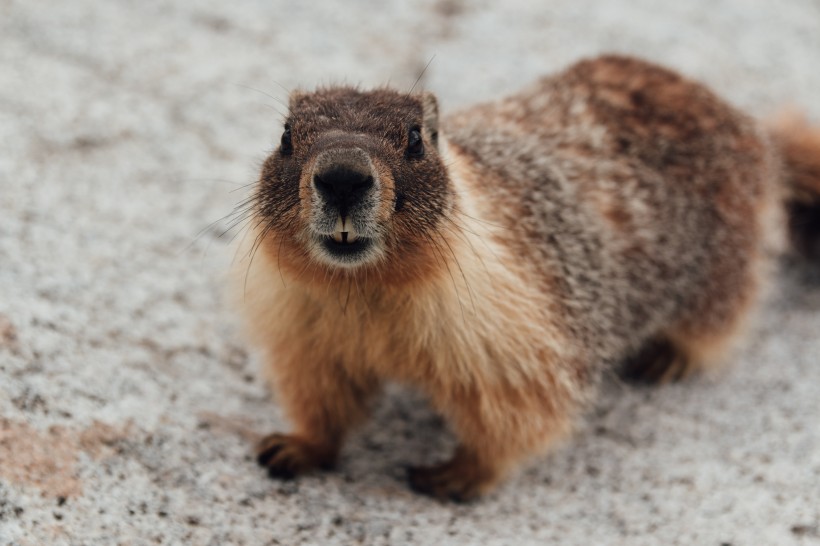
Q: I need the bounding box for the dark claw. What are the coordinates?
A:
[256,443,282,467]
[267,464,295,480]
[254,433,337,481]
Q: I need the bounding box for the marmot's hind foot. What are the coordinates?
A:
[619,337,691,384]
[256,433,336,479]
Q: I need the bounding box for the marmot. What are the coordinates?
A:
[236,55,820,501]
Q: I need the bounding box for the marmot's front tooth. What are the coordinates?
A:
[332,231,343,243]
[347,232,359,243]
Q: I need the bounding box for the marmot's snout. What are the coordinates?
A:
[313,157,375,218]
[309,146,382,266]
[312,146,377,230]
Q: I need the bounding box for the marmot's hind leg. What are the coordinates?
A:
[621,241,768,386]
[619,297,757,385]
[618,336,690,384]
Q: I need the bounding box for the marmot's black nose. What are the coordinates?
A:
[313,167,374,216]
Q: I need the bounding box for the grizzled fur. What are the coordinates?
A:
[237,55,820,501]
[445,55,783,374]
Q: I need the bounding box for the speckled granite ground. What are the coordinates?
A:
[1,1,819,544]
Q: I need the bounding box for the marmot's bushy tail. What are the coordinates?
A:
[770,112,820,258]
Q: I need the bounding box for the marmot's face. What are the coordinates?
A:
[255,87,451,277]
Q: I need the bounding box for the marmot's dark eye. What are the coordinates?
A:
[407,127,424,158]
[280,125,293,155]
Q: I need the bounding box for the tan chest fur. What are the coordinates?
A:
[239,146,576,394]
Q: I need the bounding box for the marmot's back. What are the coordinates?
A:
[444,55,783,363]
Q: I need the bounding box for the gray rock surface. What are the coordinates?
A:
[1,1,818,544]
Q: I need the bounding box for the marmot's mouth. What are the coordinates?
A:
[331,230,358,244]
[320,232,372,258]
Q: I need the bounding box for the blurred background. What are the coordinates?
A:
[1,1,819,544]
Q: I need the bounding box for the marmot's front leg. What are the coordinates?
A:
[257,358,380,479]
[408,375,580,501]
[407,445,501,502]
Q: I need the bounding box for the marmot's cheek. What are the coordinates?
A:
[369,159,397,223]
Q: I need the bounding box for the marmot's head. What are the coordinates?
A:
[254,87,452,283]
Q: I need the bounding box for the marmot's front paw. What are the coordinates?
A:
[256,433,336,479]
[406,449,498,502]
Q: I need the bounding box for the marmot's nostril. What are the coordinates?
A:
[313,174,333,199]
[353,176,375,192]
[313,168,374,203]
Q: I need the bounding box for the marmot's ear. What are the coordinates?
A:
[421,92,440,149]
